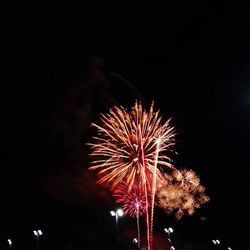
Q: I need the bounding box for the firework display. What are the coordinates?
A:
[88,101,209,249]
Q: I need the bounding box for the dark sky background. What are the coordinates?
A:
[1,1,250,249]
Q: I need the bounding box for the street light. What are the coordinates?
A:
[164,227,174,242]
[7,239,12,249]
[33,229,43,249]
[110,211,116,216]
[132,238,139,250]
[212,239,220,247]
[37,230,43,236]
[164,227,174,234]
[133,238,138,244]
[117,208,124,217]
[110,208,123,244]
[164,227,174,249]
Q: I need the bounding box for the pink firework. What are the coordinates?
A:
[113,182,147,218]
[113,182,147,249]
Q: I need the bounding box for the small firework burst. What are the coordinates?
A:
[113,182,147,218]
[157,170,210,219]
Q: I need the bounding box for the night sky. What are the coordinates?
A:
[2,1,250,249]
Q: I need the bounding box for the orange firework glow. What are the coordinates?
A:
[88,101,176,190]
[156,169,210,219]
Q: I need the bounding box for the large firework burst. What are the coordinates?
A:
[88,101,176,190]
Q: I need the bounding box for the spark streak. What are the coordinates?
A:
[150,138,161,249]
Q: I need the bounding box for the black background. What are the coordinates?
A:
[1,1,250,249]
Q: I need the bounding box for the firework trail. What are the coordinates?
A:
[150,138,160,249]
[137,208,140,249]
[88,101,176,250]
[138,125,151,250]
[113,182,147,249]
[157,169,210,219]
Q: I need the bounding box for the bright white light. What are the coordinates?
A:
[117,208,124,216]
[228,247,232,250]
[164,227,173,234]
[170,246,175,250]
[7,239,12,245]
[133,238,138,244]
[156,138,161,144]
[110,211,116,216]
[216,240,220,244]
[33,230,38,236]
[135,202,140,209]
[38,230,43,235]
[212,239,220,245]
